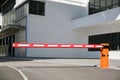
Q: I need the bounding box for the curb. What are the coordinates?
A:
[109,66,120,70]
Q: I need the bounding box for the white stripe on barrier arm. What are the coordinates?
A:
[95,45,103,48]
[47,45,59,47]
[60,45,71,47]
[73,45,83,48]
[18,44,30,47]
[85,45,94,48]
[33,44,45,47]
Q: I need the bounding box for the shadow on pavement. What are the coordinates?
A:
[0,56,33,62]
[0,56,99,62]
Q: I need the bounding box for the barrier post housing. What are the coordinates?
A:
[100,43,109,69]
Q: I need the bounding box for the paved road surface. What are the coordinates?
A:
[0,57,120,80]
[0,66,23,80]
[19,66,120,80]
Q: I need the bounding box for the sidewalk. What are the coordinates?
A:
[0,57,120,68]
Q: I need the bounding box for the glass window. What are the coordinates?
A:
[104,34,111,43]
[90,0,94,3]
[95,0,100,3]
[29,1,38,14]
[112,4,119,8]
[3,38,5,45]
[2,10,15,26]
[100,0,106,10]
[6,37,9,44]
[113,0,119,4]
[88,32,120,51]
[29,1,45,16]
[110,42,118,50]
[15,3,28,20]
[89,0,120,14]
[112,33,119,41]
[24,3,28,15]
[2,0,15,15]
[100,0,106,7]
[0,39,2,45]
[106,0,112,7]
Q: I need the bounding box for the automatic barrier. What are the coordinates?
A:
[12,43,109,69]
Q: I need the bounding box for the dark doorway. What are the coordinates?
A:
[8,35,15,57]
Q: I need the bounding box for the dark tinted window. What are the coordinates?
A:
[89,32,120,51]
[2,0,15,15]
[89,0,120,14]
[29,1,45,16]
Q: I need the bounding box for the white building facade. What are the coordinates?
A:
[0,0,120,59]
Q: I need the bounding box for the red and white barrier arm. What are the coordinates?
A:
[12,43,103,48]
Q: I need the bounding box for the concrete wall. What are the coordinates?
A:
[26,1,99,58]
[72,7,120,29]
[15,18,27,57]
[48,0,89,7]
[109,51,120,59]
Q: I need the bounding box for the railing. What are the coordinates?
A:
[2,10,16,27]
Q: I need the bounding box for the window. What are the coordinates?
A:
[2,38,5,45]
[29,1,45,16]
[0,39,2,45]
[113,0,119,5]
[106,0,112,7]
[2,0,15,15]
[89,0,120,14]
[3,10,15,26]
[88,32,120,51]
[15,3,28,20]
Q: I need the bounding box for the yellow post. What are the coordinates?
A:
[100,43,109,69]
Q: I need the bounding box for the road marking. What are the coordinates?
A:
[7,66,28,80]
[109,67,120,70]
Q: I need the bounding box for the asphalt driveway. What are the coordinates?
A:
[0,57,120,80]
[19,66,120,80]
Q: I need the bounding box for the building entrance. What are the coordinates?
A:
[0,35,15,57]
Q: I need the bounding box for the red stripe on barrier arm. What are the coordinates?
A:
[12,43,103,48]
